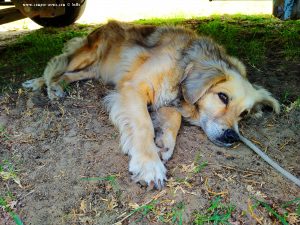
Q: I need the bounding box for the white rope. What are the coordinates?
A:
[234,124,300,188]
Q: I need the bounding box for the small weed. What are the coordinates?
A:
[281,90,290,104]
[115,190,167,224]
[133,200,158,222]
[194,196,235,225]
[293,97,300,109]
[281,197,300,214]
[172,202,185,225]
[59,80,72,92]
[0,160,22,187]
[111,132,118,139]
[0,195,24,225]
[168,155,208,193]
[193,154,208,174]
[160,201,185,225]
[117,199,159,223]
[193,161,208,174]
[124,199,186,224]
[252,197,300,225]
[284,96,300,113]
[81,174,120,191]
[0,125,11,141]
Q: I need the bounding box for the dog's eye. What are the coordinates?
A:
[239,110,249,118]
[218,92,229,105]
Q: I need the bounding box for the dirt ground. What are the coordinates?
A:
[0,26,299,225]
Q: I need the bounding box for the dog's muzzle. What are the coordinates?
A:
[217,129,240,145]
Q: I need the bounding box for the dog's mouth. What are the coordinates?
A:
[204,135,237,147]
[201,131,237,147]
[211,138,234,147]
[195,115,241,147]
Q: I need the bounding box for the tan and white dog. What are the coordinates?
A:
[23,21,280,189]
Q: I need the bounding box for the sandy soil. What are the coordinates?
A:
[0,32,299,225]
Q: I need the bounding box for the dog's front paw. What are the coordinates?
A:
[155,128,176,162]
[129,153,166,190]
[47,85,66,100]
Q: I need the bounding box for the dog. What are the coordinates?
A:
[22,21,280,189]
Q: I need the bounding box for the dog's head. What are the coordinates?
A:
[177,40,280,147]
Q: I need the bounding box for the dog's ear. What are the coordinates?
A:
[251,85,280,117]
[181,63,226,104]
[227,56,247,78]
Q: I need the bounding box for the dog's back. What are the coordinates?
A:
[23,21,198,100]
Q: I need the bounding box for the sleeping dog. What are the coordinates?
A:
[23,21,280,189]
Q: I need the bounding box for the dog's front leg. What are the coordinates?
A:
[105,87,166,189]
[151,107,182,162]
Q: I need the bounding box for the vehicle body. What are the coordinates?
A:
[0,0,86,27]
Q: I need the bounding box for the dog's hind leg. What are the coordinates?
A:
[60,66,99,84]
[22,36,100,99]
[22,77,45,91]
[45,36,101,99]
[22,53,70,99]
[46,66,99,96]
[41,53,71,99]
[45,68,99,100]
[23,22,125,99]
[151,107,182,162]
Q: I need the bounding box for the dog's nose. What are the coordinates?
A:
[223,129,240,144]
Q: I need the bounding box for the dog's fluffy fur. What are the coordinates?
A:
[23,21,280,189]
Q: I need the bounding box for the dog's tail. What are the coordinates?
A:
[22,36,88,93]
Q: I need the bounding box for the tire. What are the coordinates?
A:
[30,0,86,27]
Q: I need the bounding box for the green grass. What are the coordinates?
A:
[59,80,72,92]
[168,202,185,225]
[136,16,187,26]
[194,196,236,225]
[294,97,300,109]
[138,15,300,64]
[195,15,299,64]
[0,15,299,93]
[0,159,21,187]
[81,174,120,192]
[0,125,11,141]
[283,96,300,113]
[252,197,300,225]
[0,25,90,92]
[0,160,23,225]
[0,194,23,225]
[193,154,208,174]
[133,200,158,222]
[121,200,185,224]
